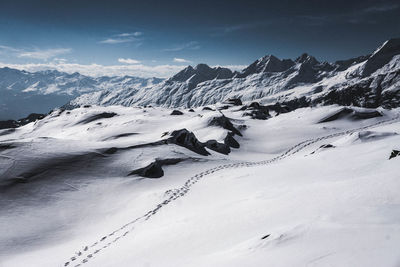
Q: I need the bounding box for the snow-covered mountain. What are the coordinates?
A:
[0,68,162,119]
[70,38,400,109]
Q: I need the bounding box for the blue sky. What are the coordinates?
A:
[0,0,399,77]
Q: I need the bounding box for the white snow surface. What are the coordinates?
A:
[0,104,400,267]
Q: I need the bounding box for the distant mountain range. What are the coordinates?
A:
[1,38,399,119]
[0,68,162,119]
[70,38,400,110]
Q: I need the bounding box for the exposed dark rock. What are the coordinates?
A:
[102,133,138,141]
[318,108,354,123]
[83,105,91,108]
[310,144,335,154]
[265,103,292,114]
[77,112,117,124]
[389,150,400,160]
[243,109,270,120]
[225,98,242,106]
[318,107,382,123]
[128,158,185,178]
[281,96,311,110]
[202,107,214,111]
[168,64,233,88]
[0,113,46,130]
[104,147,119,154]
[208,116,242,136]
[20,113,46,124]
[170,110,184,115]
[261,234,270,240]
[0,120,19,130]
[316,82,381,108]
[218,105,230,110]
[224,132,240,148]
[205,140,231,155]
[248,102,261,109]
[130,161,164,178]
[103,128,240,157]
[238,55,295,78]
[243,102,271,120]
[238,125,248,131]
[335,55,370,71]
[188,109,195,112]
[167,129,210,156]
[361,38,400,77]
[352,110,382,120]
[320,144,335,149]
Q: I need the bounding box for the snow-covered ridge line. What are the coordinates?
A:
[0,67,163,120]
[63,110,400,267]
[69,38,400,110]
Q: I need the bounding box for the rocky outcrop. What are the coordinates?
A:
[128,158,185,178]
[77,112,117,124]
[167,129,210,156]
[389,150,400,160]
[205,140,231,155]
[208,116,242,136]
[224,98,242,106]
[318,107,382,123]
[224,132,240,149]
[170,110,184,115]
[0,113,46,130]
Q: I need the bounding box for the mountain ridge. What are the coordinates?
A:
[0,68,163,119]
[69,38,400,110]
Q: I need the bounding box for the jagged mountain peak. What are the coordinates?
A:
[360,38,400,76]
[295,53,319,65]
[194,63,212,72]
[371,38,400,57]
[169,63,233,83]
[239,54,295,77]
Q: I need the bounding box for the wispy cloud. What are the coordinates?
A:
[17,48,71,60]
[173,57,191,63]
[0,45,20,53]
[163,41,200,52]
[297,3,400,26]
[117,32,142,37]
[0,62,247,78]
[99,32,143,44]
[0,45,71,60]
[0,61,185,78]
[218,22,270,34]
[211,20,278,36]
[362,3,399,13]
[118,58,141,64]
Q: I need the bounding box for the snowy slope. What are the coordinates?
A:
[70,38,400,109]
[0,68,162,120]
[1,103,399,267]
